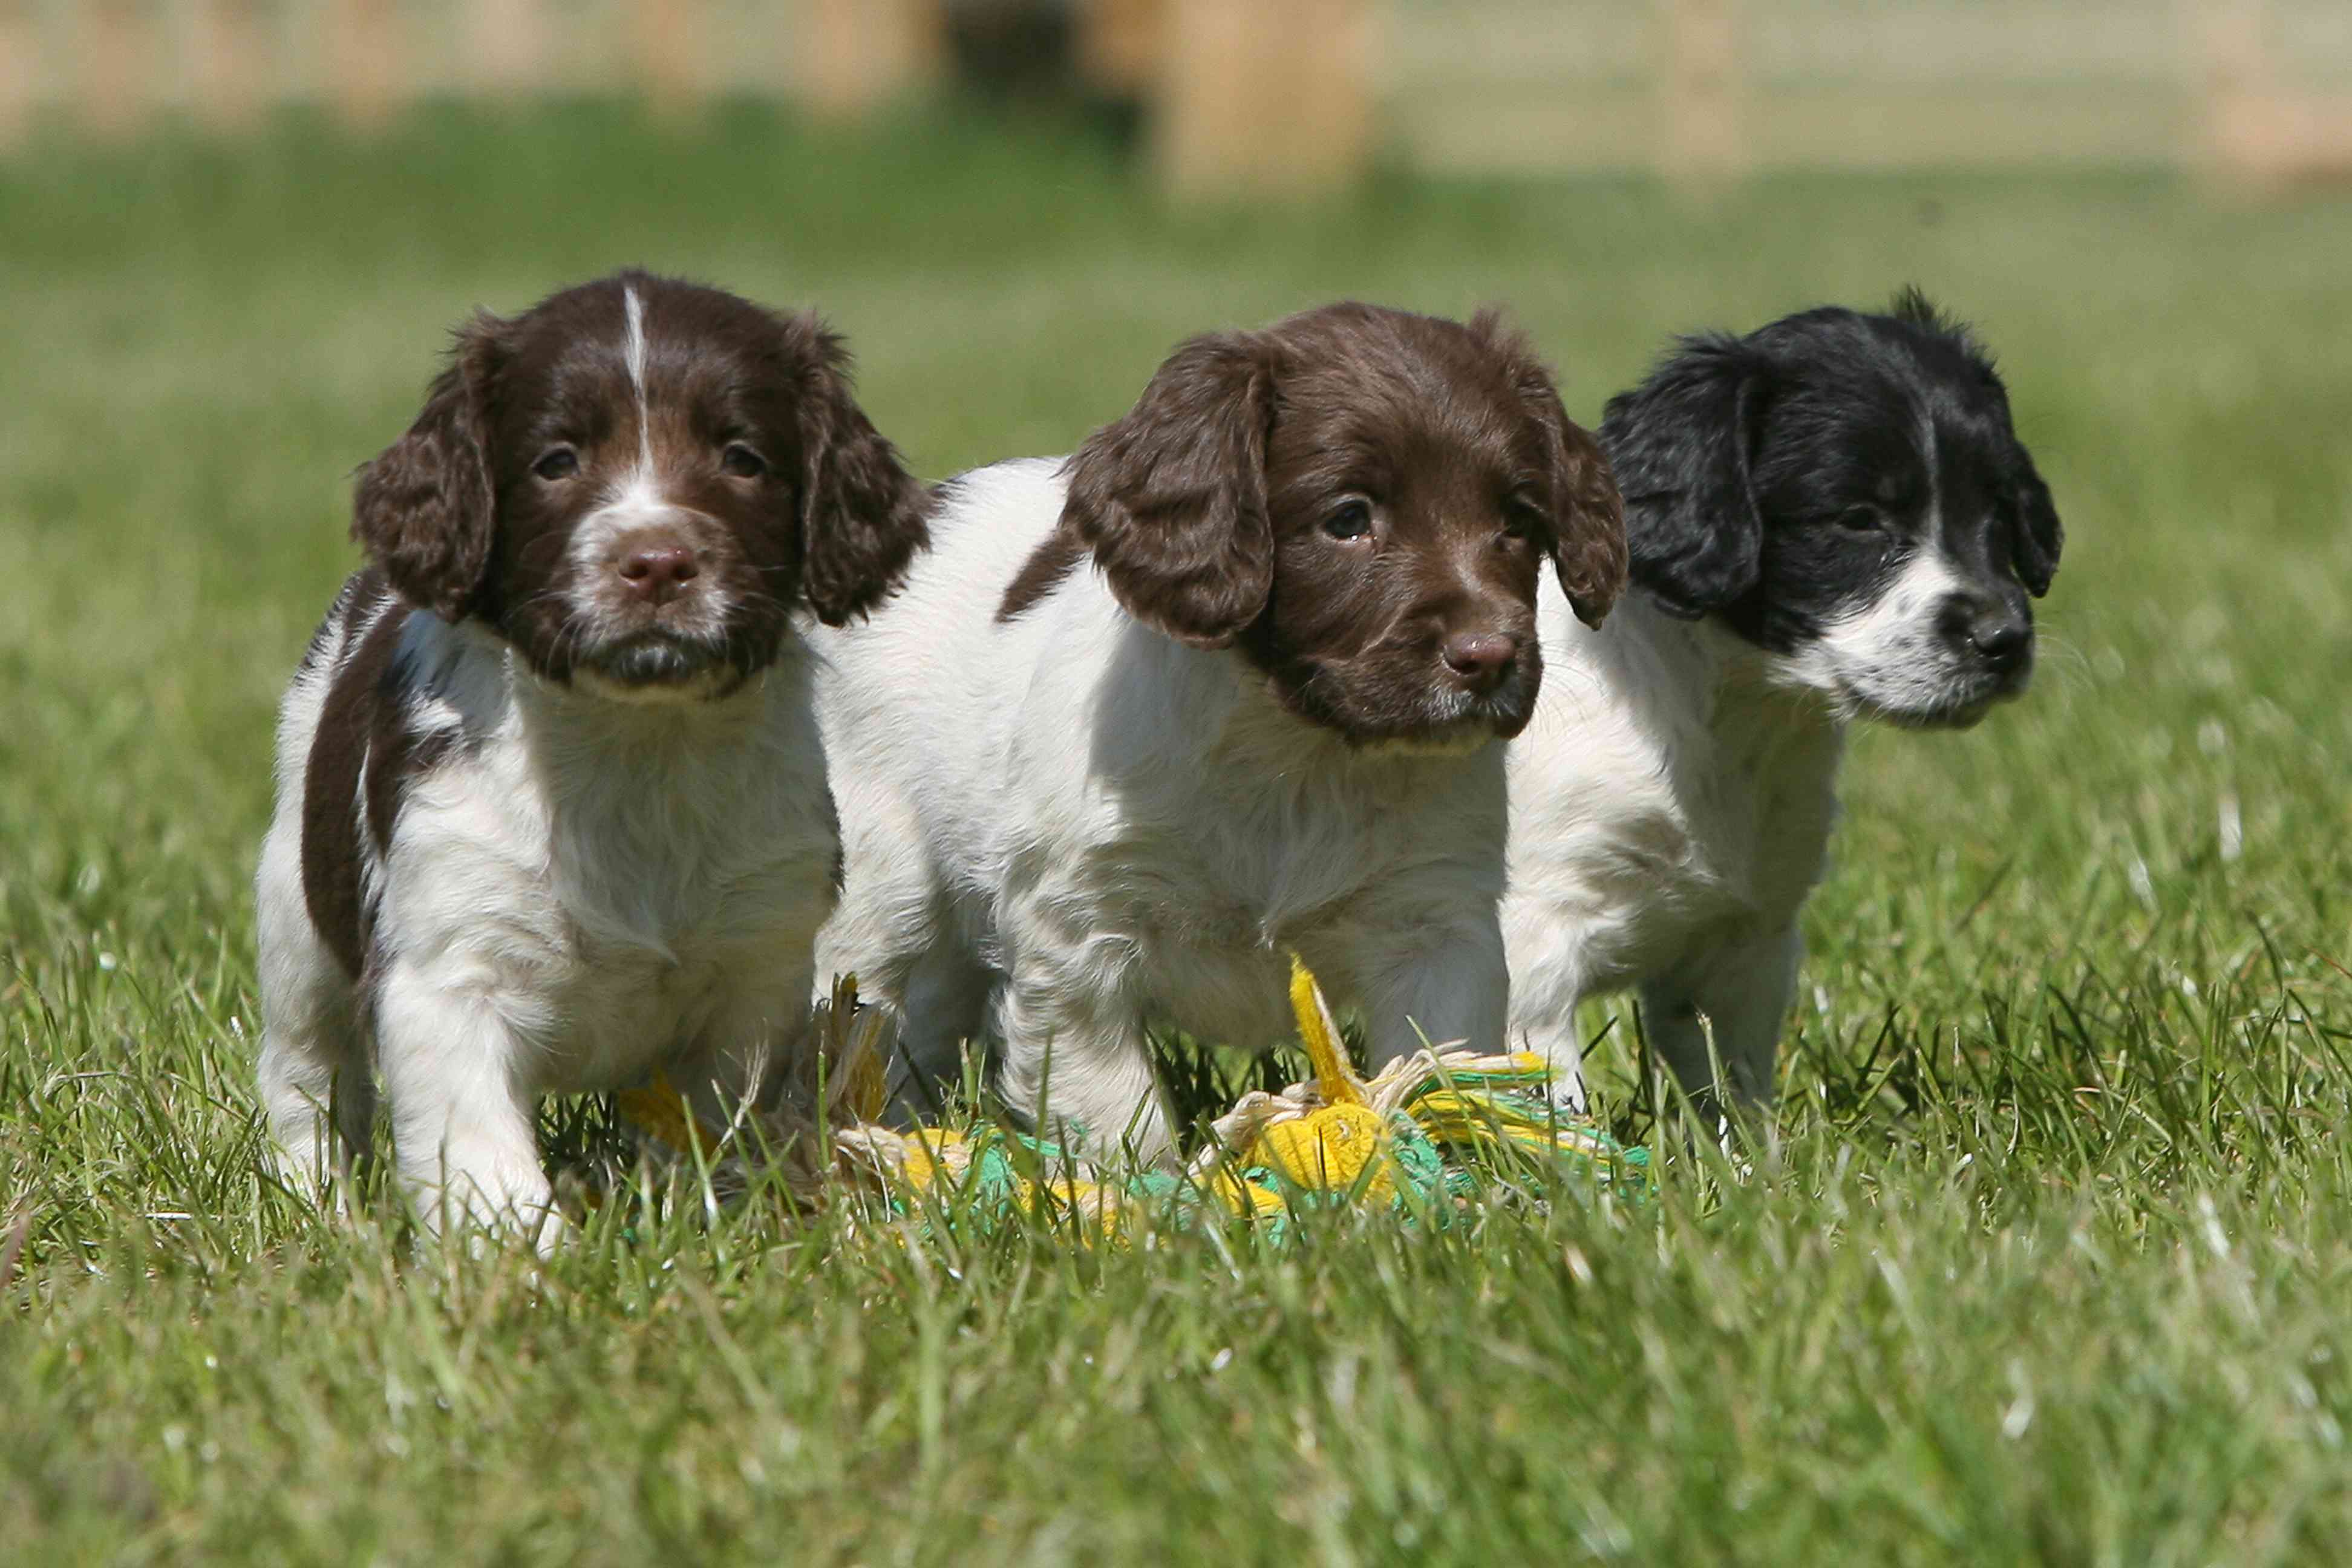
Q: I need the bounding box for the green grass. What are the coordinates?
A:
[7,101,2352,1564]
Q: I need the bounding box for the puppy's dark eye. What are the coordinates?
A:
[1835,505,1883,532]
[533,447,579,482]
[721,443,768,480]
[1501,501,1546,541]
[1323,500,1373,541]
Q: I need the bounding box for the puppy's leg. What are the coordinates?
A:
[1639,922,1802,1119]
[1356,916,1511,1073]
[253,820,375,1200]
[373,962,561,1250]
[813,795,958,1062]
[889,939,994,1120]
[993,971,1175,1168]
[675,981,809,1125]
[1500,900,1601,1113]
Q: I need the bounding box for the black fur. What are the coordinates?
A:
[1602,290,2062,658]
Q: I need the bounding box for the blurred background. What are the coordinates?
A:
[3,1,2350,1120]
[6,1,2352,192]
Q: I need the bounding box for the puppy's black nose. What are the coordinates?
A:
[1442,631,1518,692]
[1963,607,2031,673]
[618,543,701,606]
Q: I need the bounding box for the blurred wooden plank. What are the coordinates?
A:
[1660,0,1744,185]
[327,0,397,130]
[632,0,704,117]
[1396,79,2183,176]
[78,0,151,138]
[1159,0,1373,199]
[1379,0,2310,178]
[1390,88,1655,176]
[1380,0,1647,87]
[1763,83,2181,168]
[1076,0,1166,96]
[0,0,34,148]
[2190,0,2275,183]
[191,0,269,132]
[798,0,942,119]
[469,0,544,97]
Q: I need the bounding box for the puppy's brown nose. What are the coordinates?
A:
[1441,630,1518,692]
[618,543,701,606]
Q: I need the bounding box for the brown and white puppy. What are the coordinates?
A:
[811,302,1625,1161]
[254,271,925,1243]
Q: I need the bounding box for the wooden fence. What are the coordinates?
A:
[3,1,2348,194]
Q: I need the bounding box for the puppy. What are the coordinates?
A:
[1504,291,2062,1114]
[253,271,926,1241]
[813,302,1625,1163]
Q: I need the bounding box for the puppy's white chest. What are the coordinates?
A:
[538,783,831,1087]
[385,685,835,1093]
[550,881,823,1089]
[1508,596,1844,989]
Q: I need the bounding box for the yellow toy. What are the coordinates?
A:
[615,959,1648,1242]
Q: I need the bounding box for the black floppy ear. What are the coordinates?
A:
[1599,336,1767,620]
[2012,463,2062,598]
[353,313,506,622]
[1060,332,1276,649]
[794,323,929,628]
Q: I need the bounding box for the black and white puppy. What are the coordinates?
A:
[254,271,926,1241]
[1504,292,2062,1112]
[814,302,1626,1163]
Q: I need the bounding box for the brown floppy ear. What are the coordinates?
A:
[1550,416,1627,627]
[1477,312,1628,629]
[793,321,929,628]
[1060,332,1276,649]
[352,313,506,622]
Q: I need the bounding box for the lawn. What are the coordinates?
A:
[5,103,2352,1564]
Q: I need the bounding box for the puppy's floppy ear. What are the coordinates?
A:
[353,312,506,622]
[2011,463,2063,598]
[1061,332,1277,649]
[1599,336,1768,620]
[1549,416,1627,627]
[1475,314,1627,628]
[792,319,930,628]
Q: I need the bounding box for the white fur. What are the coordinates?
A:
[624,283,653,474]
[1780,541,1988,725]
[255,596,837,1244]
[1503,583,1847,1112]
[811,460,1514,1164]
[1506,536,2024,1111]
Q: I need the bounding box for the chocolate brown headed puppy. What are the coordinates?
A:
[812,302,1625,1161]
[254,271,925,1244]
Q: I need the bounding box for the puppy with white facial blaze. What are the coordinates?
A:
[253,271,926,1243]
[814,302,1625,1163]
[1504,291,2062,1114]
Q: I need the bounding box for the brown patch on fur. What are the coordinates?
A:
[300,572,407,980]
[996,527,1090,624]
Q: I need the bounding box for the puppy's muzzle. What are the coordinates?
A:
[1441,630,1521,695]
[616,537,702,607]
[1939,593,2034,686]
